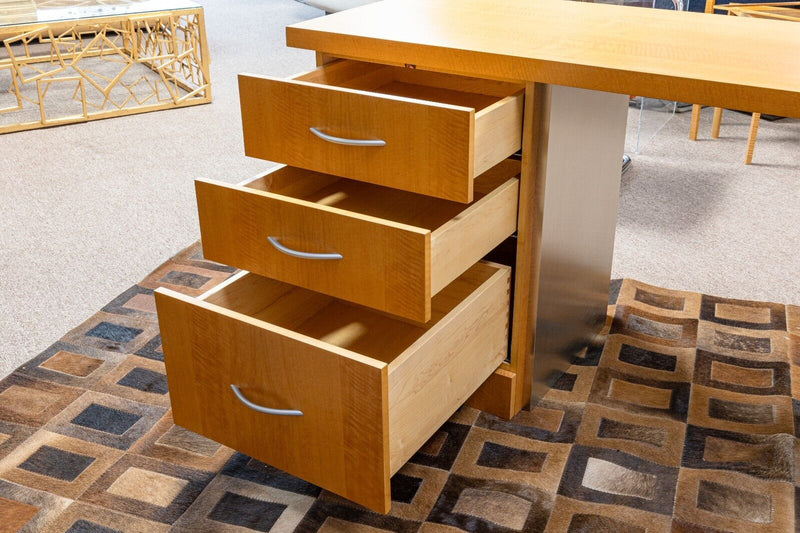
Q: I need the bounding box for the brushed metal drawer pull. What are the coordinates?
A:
[230,385,303,416]
[309,127,386,147]
[267,236,343,260]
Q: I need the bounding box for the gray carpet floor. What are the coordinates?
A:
[619,106,800,306]
[0,0,798,379]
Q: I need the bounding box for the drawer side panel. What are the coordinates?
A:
[430,172,519,294]
[387,263,511,473]
[474,92,524,176]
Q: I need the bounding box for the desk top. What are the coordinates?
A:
[286,0,800,118]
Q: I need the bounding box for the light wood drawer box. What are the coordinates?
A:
[196,158,519,322]
[154,261,510,513]
[239,59,523,203]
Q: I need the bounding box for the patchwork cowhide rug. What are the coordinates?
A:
[0,241,798,532]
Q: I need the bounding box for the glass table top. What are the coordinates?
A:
[0,0,200,27]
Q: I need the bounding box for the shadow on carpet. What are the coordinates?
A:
[0,241,798,532]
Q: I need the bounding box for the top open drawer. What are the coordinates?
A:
[239,60,524,202]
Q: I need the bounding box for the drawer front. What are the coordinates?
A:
[154,288,392,513]
[195,179,432,322]
[239,73,476,202]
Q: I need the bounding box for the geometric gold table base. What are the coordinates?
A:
[0,7,210,134]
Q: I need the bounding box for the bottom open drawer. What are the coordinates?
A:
[154,261,510,512]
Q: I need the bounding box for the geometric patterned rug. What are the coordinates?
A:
[1,241,798,532]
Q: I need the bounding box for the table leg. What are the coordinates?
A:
[516,83,628,408]
[689,103,701,140]
[711,107,723,138]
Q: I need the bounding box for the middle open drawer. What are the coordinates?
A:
[196,158,519,322]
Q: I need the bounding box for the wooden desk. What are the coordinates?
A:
[155,0,800,511]
[286,0,800,415]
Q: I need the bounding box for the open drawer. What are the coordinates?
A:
[239,59,523,202]
[155,261,510,513]
[196,158,519,322]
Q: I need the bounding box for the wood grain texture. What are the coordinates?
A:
[196,162,518,322]
[155,286,391,512]
[474,94,524,176]
[430,158,520,294]
[700,1,795,163]
[239,71,473,202]
[238,60,523,202]
[286,0,800,118]
[745,112,761,164]
[511,82,548,414]
[195,175,431,322]
[388,261,510,472]
[689,104,701,140]
[457,85,543,420]
[718,4,800,21]
[711,107,723,138]
[156,262,510,510]
[466,368,517,419]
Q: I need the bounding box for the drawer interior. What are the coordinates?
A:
[201,261,504,367]
[244,158,520,236]
[294,59,523,111]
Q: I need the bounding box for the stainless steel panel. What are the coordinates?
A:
[530,85,628,405]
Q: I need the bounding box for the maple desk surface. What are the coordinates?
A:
[286,0,800,118]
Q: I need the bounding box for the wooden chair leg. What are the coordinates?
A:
[689,104,701,140]
[711,107,723,138]
[745,112,760,165]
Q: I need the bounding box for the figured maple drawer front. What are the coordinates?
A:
[155,261,510,513]
[239,59,523,202]
[196,158,519,322]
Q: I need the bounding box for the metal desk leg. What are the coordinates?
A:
[514,84,629,407]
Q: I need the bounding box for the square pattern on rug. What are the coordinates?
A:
[0,247,797,532]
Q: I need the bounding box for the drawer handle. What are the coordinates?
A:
[267,236,343,260]
[230,385,303,416]
[309,127,386,147]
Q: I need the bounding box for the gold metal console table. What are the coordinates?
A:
[0,0,210,134]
